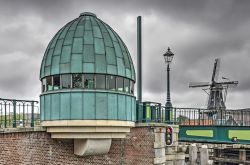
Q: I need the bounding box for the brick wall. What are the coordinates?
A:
[0,127,154,165]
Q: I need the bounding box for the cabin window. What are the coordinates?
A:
[72,74,83,88]
[130,81,134,94]
[96,74,106,89]
[84,74,95,89]
[117,77,124,92]
[42,78,46,92]
[53,75,60,90]
[41,74,135,95]
[124,79,130,93]
[107,75,116,90]
[61,74,71,89]
[46,76,53,91]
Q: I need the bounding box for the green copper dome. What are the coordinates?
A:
[40,12,135,81]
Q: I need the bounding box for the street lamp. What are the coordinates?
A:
[163,47,174,123]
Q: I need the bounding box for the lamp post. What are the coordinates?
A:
[163,47,174,123]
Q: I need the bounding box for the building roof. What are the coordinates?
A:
[40,12,135,81]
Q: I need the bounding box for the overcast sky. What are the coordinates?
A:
[0,0,250,109]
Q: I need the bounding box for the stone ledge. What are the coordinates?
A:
[136,123,168,127]
[166,153,185,161]
[0,126,45,133]
[43,120,135,127]
[154,156,166,164]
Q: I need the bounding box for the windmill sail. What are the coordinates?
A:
[211,58,220,83]
[189,82,210,88]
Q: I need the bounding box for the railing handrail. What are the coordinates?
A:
[0,98,38,103]
[174,107,250,111]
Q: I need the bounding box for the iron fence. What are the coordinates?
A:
[136,101,250,126]
[0,98,40,128]
[173,108,250,126]
[1,98,249,128]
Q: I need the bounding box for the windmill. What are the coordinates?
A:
[189,58,238,111]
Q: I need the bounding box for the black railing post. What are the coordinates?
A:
[31,102,34,127]
[220,109,223,126]
[23,104,25,127]
[13,100,16,128]
[174,108,177,124]
[198,109,201,126]
[4,102,7,128]
[241,110,244,126]
[189,109,191,125]
[203,110,205,125]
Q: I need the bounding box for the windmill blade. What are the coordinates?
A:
[211,58,220,82]
[189,82,210,88]
[219,81,239,88]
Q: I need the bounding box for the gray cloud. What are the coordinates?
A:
[0,0,250,108]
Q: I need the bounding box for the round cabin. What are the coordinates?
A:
[39,12,136,156]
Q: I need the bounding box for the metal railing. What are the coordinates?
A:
[136,101,250,126]
[0,98,40,128]
[1,98,249,128]
[173,108,250,126]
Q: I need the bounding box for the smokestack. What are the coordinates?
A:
[137,16,142,102]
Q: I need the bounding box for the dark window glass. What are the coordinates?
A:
[124,79,130,93]
[53,75,60,90]
[130,81,134,94]
[61,74,71,89]
[72,74,83,88]
[42,78,46,92]
[107,75,116,90]
[46,76,53,91]
[117,77,124,92]
[84,74,95,89]
[96,74,106,89]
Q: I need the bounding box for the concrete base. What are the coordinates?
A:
[42,120,134,156]
[74,139,112,156]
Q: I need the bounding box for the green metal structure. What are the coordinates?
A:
[175,107,250,144]
[39,12,136,122]
[136,103,250,144]
[179,125,250,144]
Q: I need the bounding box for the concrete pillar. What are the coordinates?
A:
[154,127,166,165]
[200,145,209,165]
[239,149,246,162]
[174,153,185,165]
[189,143,197,165]
[74,138,111,156]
